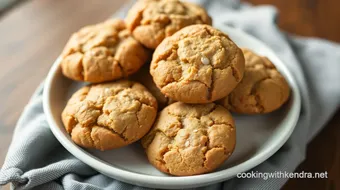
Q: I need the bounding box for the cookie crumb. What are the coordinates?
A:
[201,56,210,65]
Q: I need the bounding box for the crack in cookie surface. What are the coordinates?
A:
[62,80,158,150]
[97,124,128,142]
[60,19,149,83]
[125,0,212,49]
[150,25,245,103]
[141,102,236,176]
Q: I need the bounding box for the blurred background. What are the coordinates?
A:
[0,0,339,189]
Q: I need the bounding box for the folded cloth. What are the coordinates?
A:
[0,0,20,13]
[1,0,340,189]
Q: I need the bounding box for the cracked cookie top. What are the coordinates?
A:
[61,80,158,150]
[60,19,150,83]
[218,49,290,114]
[150,24,245,104]
[141,102,236,176]
[125,0,212,49]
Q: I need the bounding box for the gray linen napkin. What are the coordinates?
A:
[1,0,340,189]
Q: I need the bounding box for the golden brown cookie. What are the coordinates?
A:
[142,102,236,176]
[130,64,175,110]
[130,64,168,106]
[218,49,290,114]
[150,24,245,104]
[60,19,150,83]
[61,80,158,150]
[125,0,212,49]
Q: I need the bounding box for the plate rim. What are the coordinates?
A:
[43,25,301,189]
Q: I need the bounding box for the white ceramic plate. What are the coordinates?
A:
[43,25,301,189]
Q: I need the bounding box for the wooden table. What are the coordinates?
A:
[0,0,339,189]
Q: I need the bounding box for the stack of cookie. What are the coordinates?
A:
[60,0,290,176]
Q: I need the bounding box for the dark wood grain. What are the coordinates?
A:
[0,1,126,189]
[282,111,340,190]
[0,0,339,190]
[245,0,340,42]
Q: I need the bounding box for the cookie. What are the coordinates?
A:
[60,19,150,83]
[218,49,290,114]
[150,24,245,104]
[142,102,236,176]
[130,64,175,110]
[61,80,158,150]
[125,0,212,49]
